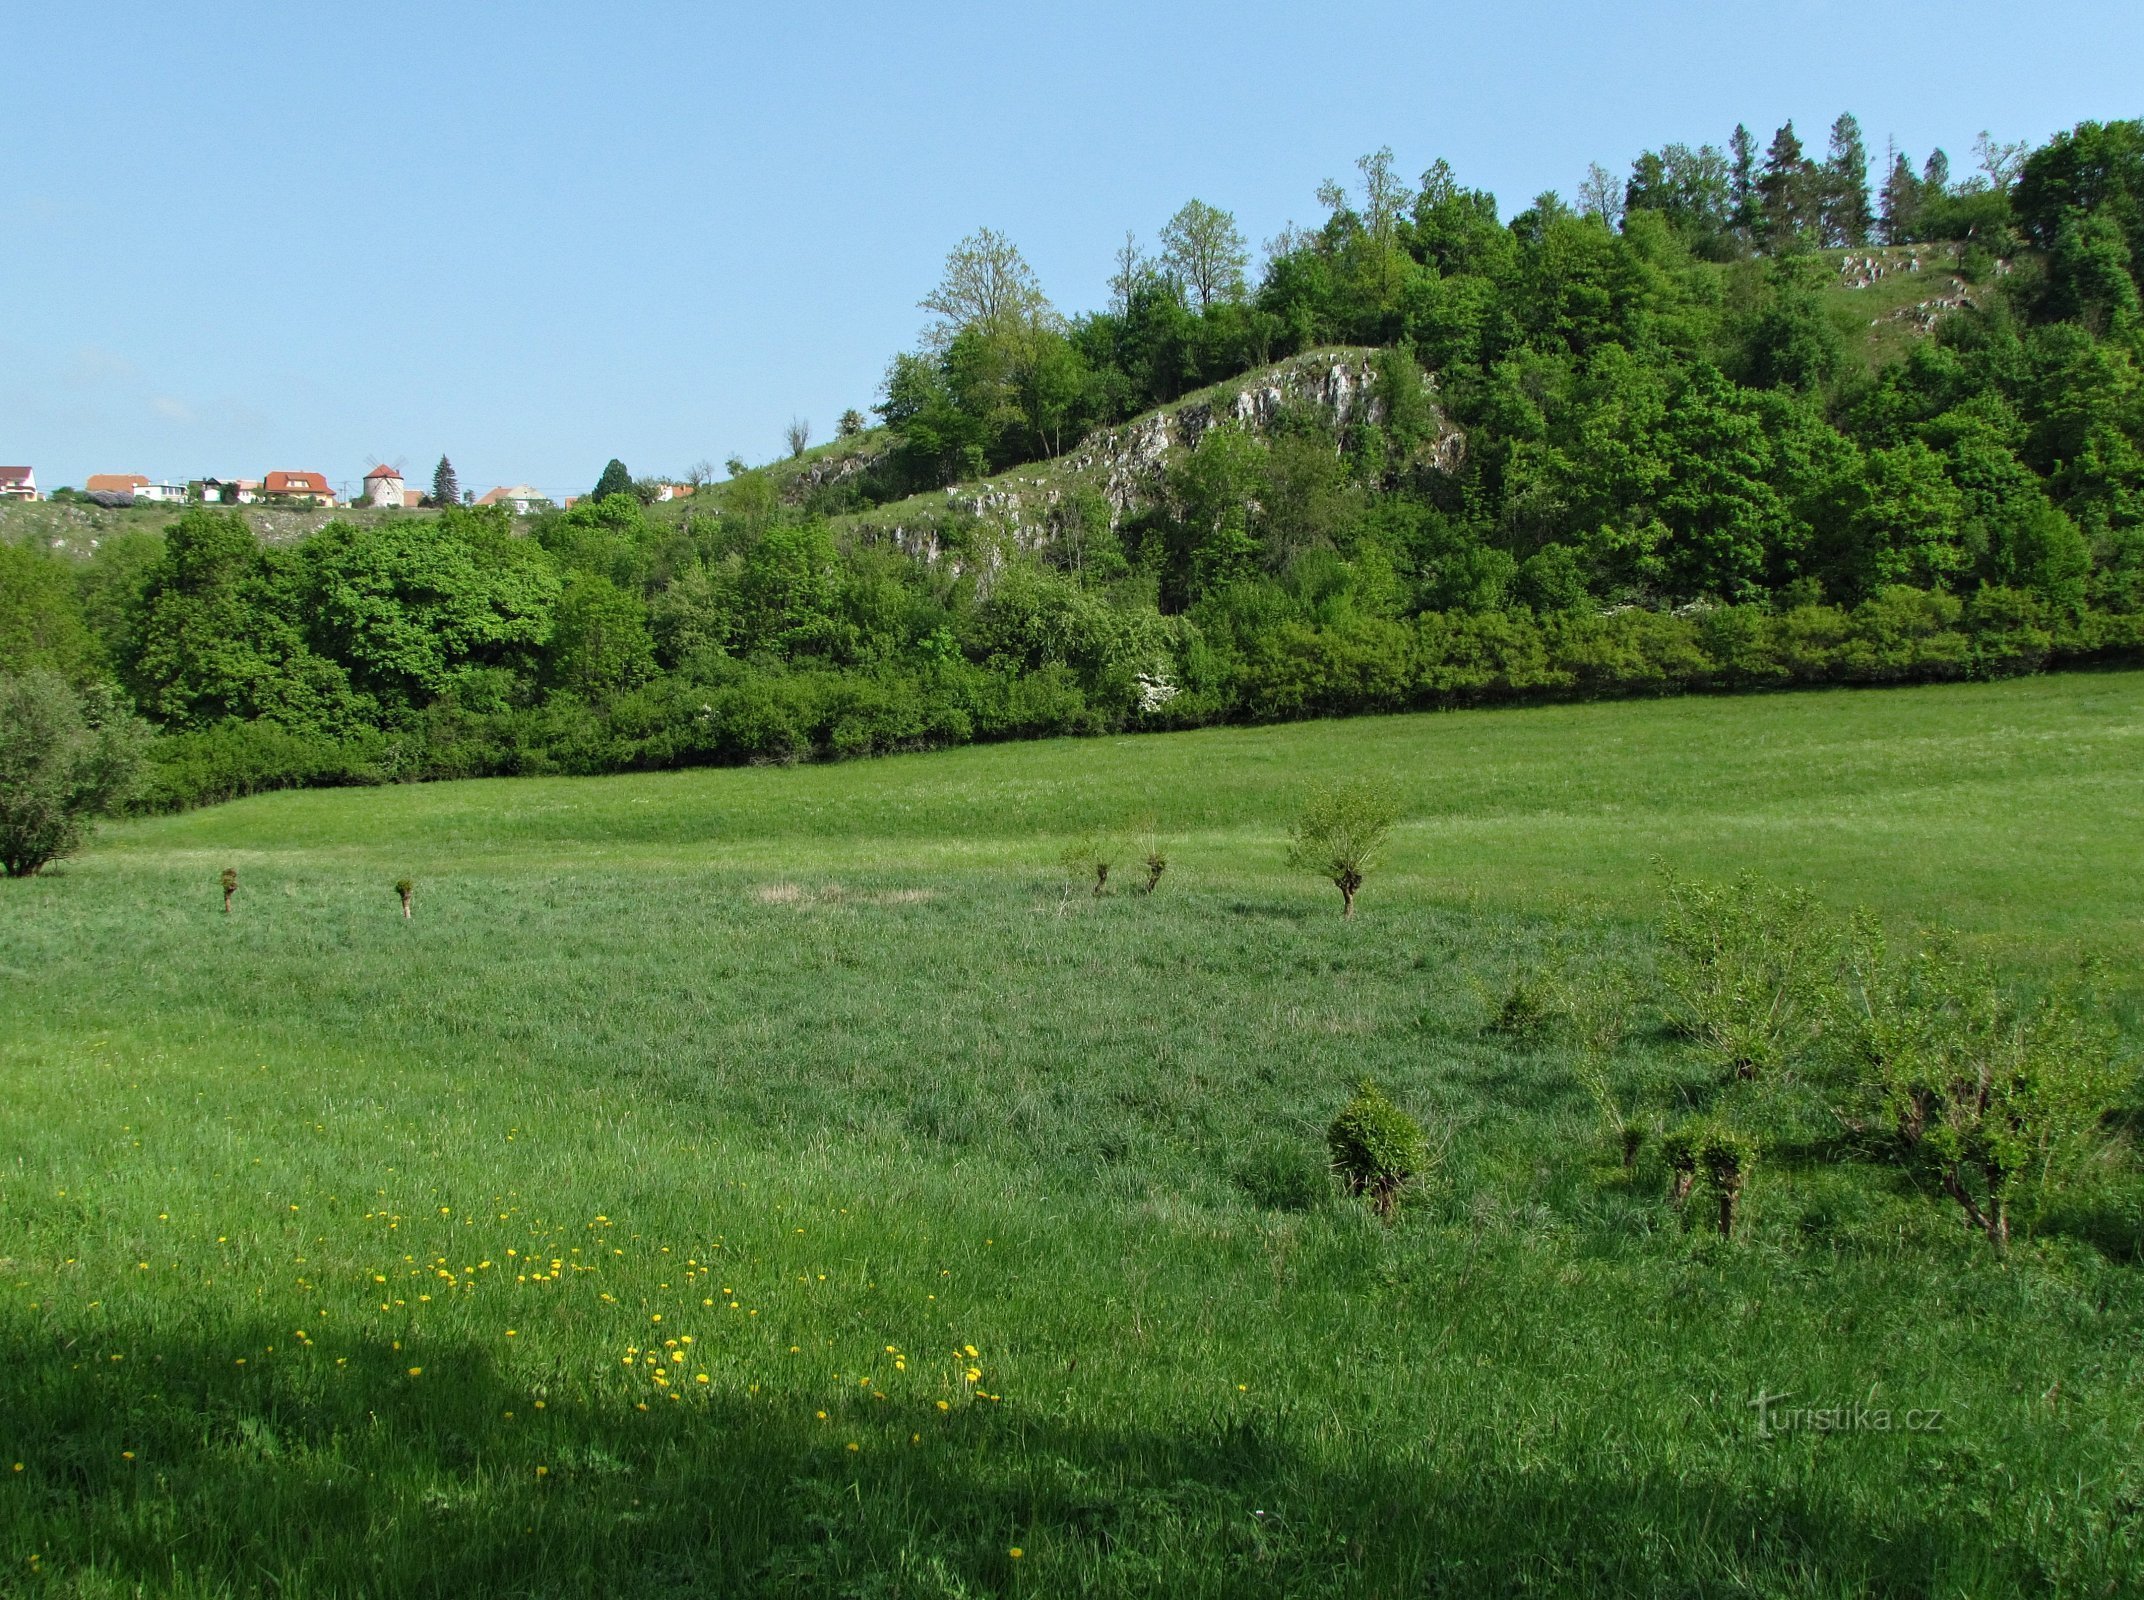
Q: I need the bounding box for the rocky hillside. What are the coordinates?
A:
[821,348,1462,565]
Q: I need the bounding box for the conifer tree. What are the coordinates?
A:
[1729,124,1758,240]
[591,459,633,501]
[431,456,459,510]
[1823,113,1873,246]
[1880,151,1922,244]
[1758,122,1817,249]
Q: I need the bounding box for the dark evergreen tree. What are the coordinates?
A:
[1880,151,1922,244]
[1729,123,1758,236]
[431,456,459,510]
[1757,122,1817,249]
[591,459,633,502]
[1822,114,1873,246]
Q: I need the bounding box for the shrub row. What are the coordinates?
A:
[137,587,2143,812]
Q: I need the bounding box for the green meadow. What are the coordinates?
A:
[4,673,2142,1597]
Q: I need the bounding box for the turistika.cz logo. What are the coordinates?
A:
[1749,1389,1945,1439]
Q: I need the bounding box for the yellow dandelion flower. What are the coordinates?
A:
[1009,1548,1023,1559]
[408,1367,422,1377]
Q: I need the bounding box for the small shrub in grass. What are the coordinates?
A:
[219,867,238,914]
[1058,834,1112,898]
[395,877,414,920]
[1661,1122,1702,1205]
[1658,868,1837,1081]
[1232,1138,1329,1211]
[1835,923,2132,1249]
[1328,1079,1429,1218]
[1701,1128,1758,1238]
[1487,974,1556,1044]
[1288,779,1400,917]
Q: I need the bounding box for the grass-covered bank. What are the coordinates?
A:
[4,676,2142,1595]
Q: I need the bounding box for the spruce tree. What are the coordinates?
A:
[1758,122,1816,250]
[431,456,459,510]
[1823,114,1873,246]
[591,459,633,501]
[1729,124,1757,225]
[1880,152,1922,245]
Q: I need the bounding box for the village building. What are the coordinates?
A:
[194,478,261,504]
[84,473,150,496]
[260,470,336,506]
[0,466,35,501]
[363,464,410,507]
[477,484,549,515]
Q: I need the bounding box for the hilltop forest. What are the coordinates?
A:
[5,114,2144,805]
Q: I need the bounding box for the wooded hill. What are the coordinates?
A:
[4,115,2143,807]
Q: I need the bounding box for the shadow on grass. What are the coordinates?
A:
[0,1318,2048,1598]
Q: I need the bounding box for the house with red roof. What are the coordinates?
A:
[0,466,35,501]
[260,470,336,507]
[85,473,150,495]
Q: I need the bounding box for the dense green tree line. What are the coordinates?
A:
[3,116,2142,807]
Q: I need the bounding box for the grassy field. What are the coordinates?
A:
[3,674,2141,1596]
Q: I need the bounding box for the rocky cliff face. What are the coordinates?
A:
[851,350,1464,566]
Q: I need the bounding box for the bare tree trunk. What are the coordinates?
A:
[399,890,413,920]
[222,889,233,914]
[1339,869,1361,917]
[1093,863,1108,898]
[1941,1167,1992,1238]
[1717,1187,1739,1237]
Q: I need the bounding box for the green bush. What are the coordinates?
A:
[1834,925,2132,1248]
[1288,779,1401,917]
[1700,1127,1759,1238]
[1660,1122,1703,1206]
[1658,869,1838,1081]
[1327,1079,1430,1218]
[0,671,148,876]
[1487,974,1557,1044]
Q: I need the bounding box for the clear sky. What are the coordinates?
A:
[4,0,2139,501]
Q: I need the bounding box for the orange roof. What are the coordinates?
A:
[85,473,149,492]
[363,464,403,480]
[263,470,330,493]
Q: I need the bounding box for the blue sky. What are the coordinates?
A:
[4,0,2139,500]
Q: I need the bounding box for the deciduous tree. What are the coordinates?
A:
[0,671,146,877]
[1159,199,1249,310]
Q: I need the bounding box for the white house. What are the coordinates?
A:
[477,484,549,515]
[0,466,35,501]
[363,464,408,507]
[136,482,187,504]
